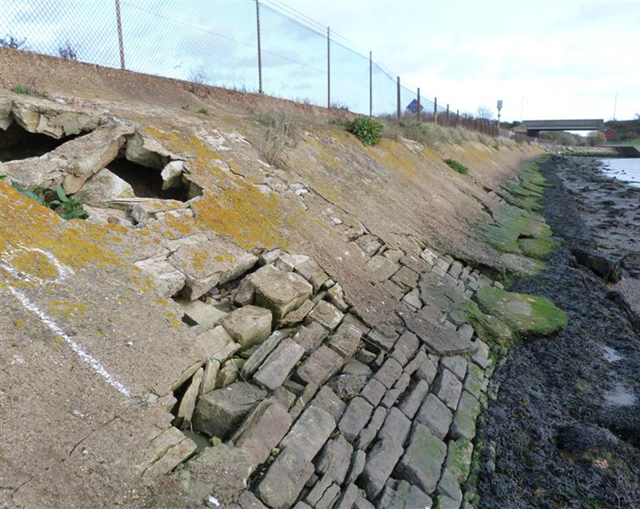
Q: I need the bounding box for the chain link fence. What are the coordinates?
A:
[0,0,501,135]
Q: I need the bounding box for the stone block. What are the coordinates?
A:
[395,424,446,495]
[374,358,403,389]
[444,438,473,483]
[402,288,422,309]
[441,356,468,381]
[220,305,272,349]
[345,449,367,484]
[135,256,186,298]
[433,369,463,411]
[253,338,305,391]
[193,382,267,439]
[312,386,347,422]
[274,253,310,272]
[359,439,404,499]
[355,234,382,256]
[339,396,373,442]
[391,266,419,290]
[297,345,344,385]
[328,322,363,358]
[194,326,240,361]
[248,264,313,320]
[360,378,387,406]
[241,330,288,378]
[415,356,439,385]
[280,406,336,461]
[399,380,430,419]
[176,298,228,330]
[378,407,411,447]
[357,406,387,450]
[437,468,462,505]
[367,328,398,351]
[450,391,481,441]
[366,255,400,282]
[379,480,433,509]
[175,367,203,429]
[333,483,360,509]
[327,283,349,312]
[307,300,344,330]
[394,331,420,363]
[416,394,453,440]
[295,259,330,291]
[292,321,329,352]
[279,299,314,327]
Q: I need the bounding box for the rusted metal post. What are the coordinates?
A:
[369,51,373,116]
[115,0,125,70]
[396,76,401,122]
[327,27,331,109]
[433,97,438,124]
[256,0,263,93]
[417,88,421,122]
[446,104,450,126]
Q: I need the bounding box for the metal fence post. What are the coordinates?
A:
[115,0,126,70]
[446,104,450,126]
[327,27,331,109]
[369,51,372,116]
[396,77,401,122]
[255,0,263,94]
[433,97,438,124]
[456,109,459,127]
[417,88,421,122]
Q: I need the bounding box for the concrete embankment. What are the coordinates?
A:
[0,49,575,509]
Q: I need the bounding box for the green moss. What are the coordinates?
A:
[474,286,568,336]
[445,438,474,482]
[518,237,560,260]
[458,300,514,348]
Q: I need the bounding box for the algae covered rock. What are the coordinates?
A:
[462,300,514,347]
[474,286,567,336]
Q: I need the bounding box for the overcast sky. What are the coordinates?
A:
[286,0,640,122]
[2,0,638,122]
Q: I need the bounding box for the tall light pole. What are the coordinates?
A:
[497,99,503,129]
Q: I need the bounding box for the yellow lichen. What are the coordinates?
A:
[13,318,25,327]
[166,311,182,328]
[48,300,89,319]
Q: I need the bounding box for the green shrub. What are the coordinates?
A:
[11,84,46,97]
[50,183,88,220]
[444,158,470,175]
[346,116,384,146]
[196,107,209,115]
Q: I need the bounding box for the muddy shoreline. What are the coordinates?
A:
[477,156,640,508]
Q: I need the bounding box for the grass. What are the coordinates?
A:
[444,158,470,175]
[255,109,300,169]
[12,83,47,98]
[196,107,209,115]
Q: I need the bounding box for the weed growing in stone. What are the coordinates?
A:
[256,110,300,169]
[346,116,384,146]
[50,184,88,220]
[444,159,470,175]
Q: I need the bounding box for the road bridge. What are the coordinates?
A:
[521,119,605,137]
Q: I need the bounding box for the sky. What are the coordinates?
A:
[2,0,639,122]
[286,0,640,122]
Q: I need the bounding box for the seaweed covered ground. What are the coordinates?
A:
[477,156,640,509]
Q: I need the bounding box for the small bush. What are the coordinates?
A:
[0,35,26,49]
[259,136,287,168]
[12,182,87,220]
[58,41,78,60]
[11,83,46,98]
[197,107,209,115]
[444,159,470,175]
[255,110,300,169]
[346,116,384,146]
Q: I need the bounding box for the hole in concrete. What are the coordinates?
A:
[107,158,194,201]
[0,122,74,162]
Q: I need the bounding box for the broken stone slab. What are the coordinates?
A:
[142,435,197,478]
[328,321,363,358]
[433,368,463,411]
[296,345,344,385]
[253,338,305,391]
[274,253,311,272]
[220,305,272,350]
[161,160,185,189]
[134,256,186,298]
[176,367,204,429]
[307,436,353,505]
[279,299,314,327]
[231,399,293,466]
[289,382,319,420]
[258,248,283,266]
[125,130,176,169]
[295,259,330,292]
[168,239,258,300]
[333,483,360,509]
[366,255,400,282]
[193,382,267,439]
[199,358,221,395]
[176,298,228,330]
[415,356,439,385]
[339,396,374,442]
[366,328,398,351]
[139,426,196,477]
[393,331,420,366]
[345,449,366,485]
[327,283,349,312]
[391,266,420,291]
[359,439,404,499]
[355,234,383,256]
[357,406,387,450]
[329,359,371,401]
[441,356,468,381]
[471,339,491,369]
[235,491,268,509]
[437,468,463,506]
[215,364,238,388]
[398,380,430,419]
[248,264,313,321]
[307,300,344,330]
[78,167,135,203]
[311,386,346,422]
[360,377,387,407]
[395,424,447,495]
[241,329,289,378]
[416,394,453,440]
[378,407,411,447]
[402,288,422,310]
[401,309,476,356]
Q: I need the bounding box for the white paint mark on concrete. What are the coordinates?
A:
[5,285,131,397]
[206,494,220,507]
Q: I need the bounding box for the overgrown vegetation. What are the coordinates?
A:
[57,41,78,60]
[606,117,640,143]
[0,34,26,49]
[444,158,470,175]
[196,107,209,115]
[11,83,47,98]
[255,110,300,168]
[12,182,87,220]
[345,116,384,146]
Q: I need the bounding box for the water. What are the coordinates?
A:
[600,158,640,187]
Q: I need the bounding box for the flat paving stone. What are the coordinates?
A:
[416,393,454,440]
[398,379,430,419]
[253,338,305,390]
[339,396,373,442]
[359,439,404,499]
[378,407,411,447]
[297,345,344,385]
[433,368,463,411]
[395,424,447,495]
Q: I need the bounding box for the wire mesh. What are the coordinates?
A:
[0,0,499,135]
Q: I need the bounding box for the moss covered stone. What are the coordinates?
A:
[474,286,567,336]
[461,300,514,347]
[445,438,474,483]
[518,237,559,260]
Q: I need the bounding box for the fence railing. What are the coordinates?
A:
[1,0,504,136]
